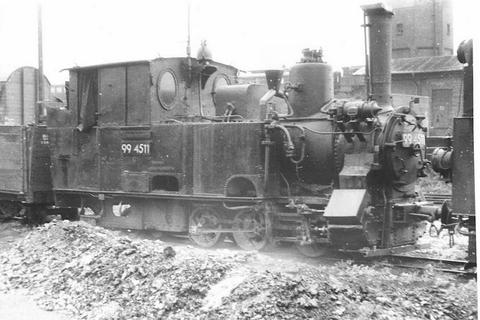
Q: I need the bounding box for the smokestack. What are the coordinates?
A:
[361,3,393,108]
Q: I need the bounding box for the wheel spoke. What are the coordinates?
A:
[189,207,224,248]
[232,210,270,251]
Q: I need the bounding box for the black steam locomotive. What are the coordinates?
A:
[1,4,442,257]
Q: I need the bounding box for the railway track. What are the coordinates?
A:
[123,229,476,278]
[381,254,475,278]
[423,193,452,204]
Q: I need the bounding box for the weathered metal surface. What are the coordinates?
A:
[274,118,339,187]
[288,62,333,117]
[361,3,393,107]
[452,117,474,215]
[149,58,237,121]
[98,67,126,126]
[126,64,150,125]
[149,124,189,193]
[339,153,374,189]
[214,84,267,120]
[324,189,368,224]
[48,128,100,190]
[97,198,143,230]
[142,199,187,232]
[26,125,53,203]
[0,126,25,193]
[0,125,52,203]
[192,122,265,195]
[99,127,124,191]
[425,136,452,160]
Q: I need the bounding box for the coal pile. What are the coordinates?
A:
[195,262,477,320]
[0,221,477,320]
[0,221,242,319]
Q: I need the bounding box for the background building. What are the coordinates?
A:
[352,56,463,135]
[387,0,454,58]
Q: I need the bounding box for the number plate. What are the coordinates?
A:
[402,132,425,147]
[121,142,151,155]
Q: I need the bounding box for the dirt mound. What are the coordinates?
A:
[0,221,476,320]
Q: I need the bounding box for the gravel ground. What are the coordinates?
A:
[0,220,476,320]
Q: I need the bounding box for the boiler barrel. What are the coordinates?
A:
[277,118,343,185]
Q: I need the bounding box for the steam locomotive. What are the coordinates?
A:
[1,4,441,257]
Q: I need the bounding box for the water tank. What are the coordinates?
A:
[288,62,333,117]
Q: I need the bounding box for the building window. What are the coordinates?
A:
[447,24,451,36]
[396,23,403,36]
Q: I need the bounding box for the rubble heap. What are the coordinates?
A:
[0,221,477,320]
[0,221,242,319]
[201,262,477,320]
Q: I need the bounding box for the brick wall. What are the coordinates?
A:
[392,71,463,135]
[388,0,453,58]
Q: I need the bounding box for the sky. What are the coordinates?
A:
[0,0,477,84]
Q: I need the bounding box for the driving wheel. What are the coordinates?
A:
[189,207,224,248]
[232,210,271,251]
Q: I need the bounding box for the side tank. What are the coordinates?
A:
[288,50,333,117]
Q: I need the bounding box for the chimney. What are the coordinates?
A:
[361,3,394,108]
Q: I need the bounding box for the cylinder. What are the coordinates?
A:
[288,62,333,117]
[362,3,393,108]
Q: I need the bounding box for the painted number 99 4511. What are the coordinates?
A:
[402,132,425,147]
[121,143,151,155]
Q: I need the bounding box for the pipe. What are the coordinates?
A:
[282,124,306,164]
[268,122,295,156]
[263,130,272,189]
[223,202,257,211]
[363,13,372,98]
